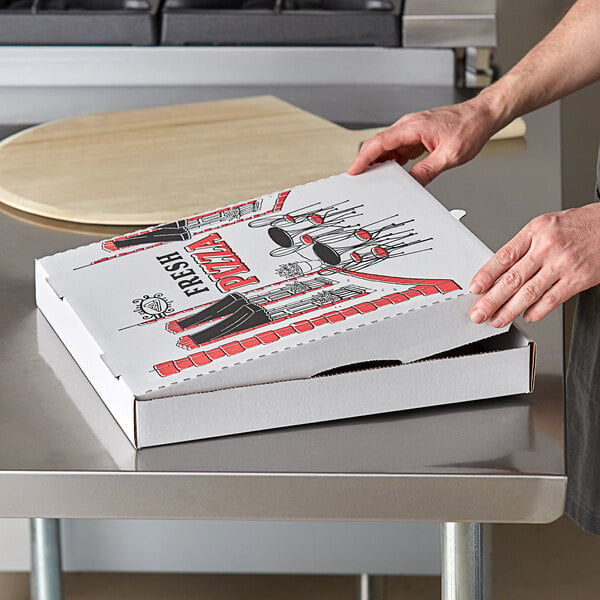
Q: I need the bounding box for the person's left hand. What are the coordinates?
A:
[469,202,600,327]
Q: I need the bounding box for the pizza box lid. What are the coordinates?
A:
[36,161,512,397]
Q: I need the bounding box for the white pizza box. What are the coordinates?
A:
[35,162,535,449]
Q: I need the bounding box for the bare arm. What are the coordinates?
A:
[348,0,600,327]
[477,0,600,128]
[348,0,600,184]
[467,0,600,327]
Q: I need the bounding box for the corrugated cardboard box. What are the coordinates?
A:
[35,162,535,448]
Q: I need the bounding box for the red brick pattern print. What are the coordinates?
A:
[153,280,459,377]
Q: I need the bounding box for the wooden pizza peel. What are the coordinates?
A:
[0,95,526,226]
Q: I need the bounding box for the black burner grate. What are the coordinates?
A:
[0,0,160,45]
[160,0,402,47]
[0,0,402,46]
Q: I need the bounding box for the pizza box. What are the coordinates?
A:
[35,307,531,471]
[35,162,535,449]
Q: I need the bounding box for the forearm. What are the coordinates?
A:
[348,0,600,182]
[470,0,600,129]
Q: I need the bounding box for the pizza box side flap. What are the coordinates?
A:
[478,323,536,393]
[35,259,137,447]
[134,331,533,448]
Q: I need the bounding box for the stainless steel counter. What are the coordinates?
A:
[0,102,565,524]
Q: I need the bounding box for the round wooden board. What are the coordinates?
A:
[0,96,525,227]
[0,96,381,226]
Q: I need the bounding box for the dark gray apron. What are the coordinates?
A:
[565,149,600,533]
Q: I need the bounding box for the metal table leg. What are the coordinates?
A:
[27,521,490,600]
[355,574,386,600]
[30,518,63,600]
[441,523,492,600]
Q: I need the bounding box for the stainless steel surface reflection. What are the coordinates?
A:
[135,399,538,474]
[0,103,565,522]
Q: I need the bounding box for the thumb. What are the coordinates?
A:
[408,151,448,186]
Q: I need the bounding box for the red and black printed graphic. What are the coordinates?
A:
[254,202,434,271]
[165,276,332,334]
[101,199,269,253]
[153,281,458,378]
[103,220,192,252]
[166,277,369,350]
[75,193,291,271]
[98,194,291,255]
[132,293,174,320]
[149,197,463,377]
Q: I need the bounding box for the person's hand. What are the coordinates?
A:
[469,202,600,327]
[347,99,501,185]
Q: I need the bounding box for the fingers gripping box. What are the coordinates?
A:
[35,162,535,448]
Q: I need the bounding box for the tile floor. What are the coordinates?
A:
[2,515,600,599]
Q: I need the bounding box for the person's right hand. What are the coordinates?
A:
[347,99,503,186]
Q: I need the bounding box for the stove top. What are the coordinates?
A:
[0,0,160,45]
[0,0,151,8]
[162,1,394,8]
[161,0,402,46]
[0,0,402,46]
